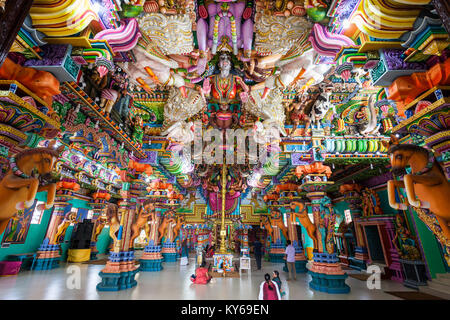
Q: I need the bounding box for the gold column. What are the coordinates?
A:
[219,164,228,253]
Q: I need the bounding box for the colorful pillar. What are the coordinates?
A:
[33,195,71,270]
[89,200,108,261]
[242,226,249,256]
[266,201,286,263]
[96,182,139,291]
[140,204,164,271]
[285,209,307,273]
[340,185,369,270]
[161,215,178,262]
[301,172,350,294]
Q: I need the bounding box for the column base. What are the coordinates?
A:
[308,253,350,294]
[97,269,139,291]
[269,242,285,263]
[33,242,61,270]
[96,251,139,292]
[162,242,177,262]
[308,270,351,294]
[352,247,369,270]
[140,245,164,272]
[348,257,367,271]
[90,242,98,260]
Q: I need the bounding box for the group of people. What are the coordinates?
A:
[186,237,298,300]
[258,271,285,300]
[252,238,297,281]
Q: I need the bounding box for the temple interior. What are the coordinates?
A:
[0,0,449,301]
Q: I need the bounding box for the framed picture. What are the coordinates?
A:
[1,200,37,244]
[240,257,251,270]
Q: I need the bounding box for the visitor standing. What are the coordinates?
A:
[253,238,262,270]
[258,273,281,300]
[272,270,286,298]
[285,240,297,280]
[180,239,189,266]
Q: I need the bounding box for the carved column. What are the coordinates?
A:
[301,172,350,294]
[140,203,164,272]
[33,195,71,270]
[340,185,369,271]
[384,219,404,282]
[0,0,34,67]
[242,227,249,255]
[285,209,307,273]
[97,180,139,291]
[89,200,108,261]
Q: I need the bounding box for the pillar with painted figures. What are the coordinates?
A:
[283,205,307,273]
[242,226,249,255]
[140,203,164,271]
[33,194,72,270]
[339,184,369,271]
[88,200,108,261]
[97,181,139,291]
[301,172,350,294]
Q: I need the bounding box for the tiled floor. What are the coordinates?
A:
[0,255,414,300]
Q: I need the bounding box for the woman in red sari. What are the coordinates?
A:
[258,273,281,300]
[190,262,212,284]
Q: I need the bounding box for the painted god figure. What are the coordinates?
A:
[287,95,312,136]
[204,166,245,218]
[196,0,254,74]
[203,52,249,105]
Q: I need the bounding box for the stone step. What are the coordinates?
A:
[428,280,450,294]
[434,277,450,286]
[435,273,450,283]
[419,285,450,300]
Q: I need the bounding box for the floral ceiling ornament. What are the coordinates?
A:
[163,87,205,129]
[243,87,287,137]
[254,14,312,56]
[138,13,194,55]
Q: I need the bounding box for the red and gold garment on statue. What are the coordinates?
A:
[210,74,239,104]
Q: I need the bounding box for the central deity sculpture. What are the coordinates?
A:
[203,52,249,130]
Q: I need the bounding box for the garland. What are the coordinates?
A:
[9,157,30,179]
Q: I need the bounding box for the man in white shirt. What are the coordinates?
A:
[285,240,296,281]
